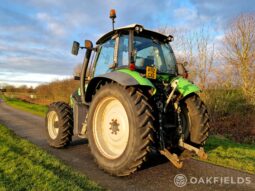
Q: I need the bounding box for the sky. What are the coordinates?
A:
[0,0,255,87]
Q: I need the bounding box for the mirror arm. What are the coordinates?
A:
[80,46,97,51]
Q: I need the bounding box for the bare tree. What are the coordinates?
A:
[194,28,214,88]
[157,26,189,63]
[222,14,255,103]
[158,26,214,88]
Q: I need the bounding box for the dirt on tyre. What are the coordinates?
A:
[87,83,154,176]
[46,102,73,148]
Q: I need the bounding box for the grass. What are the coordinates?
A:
[204,135,255,174]
[0,95,47,117]
[0,124,104,191]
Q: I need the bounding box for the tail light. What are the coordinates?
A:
[129,63,135,71]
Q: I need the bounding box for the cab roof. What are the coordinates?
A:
[96,24,169,45]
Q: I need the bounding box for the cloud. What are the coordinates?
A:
[36,12,66,36]
[174,7,197,21]
[0,0,254,87]
[0,70,70,87]
[190,0,255,30]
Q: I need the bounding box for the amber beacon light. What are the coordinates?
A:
[109,9,117,30]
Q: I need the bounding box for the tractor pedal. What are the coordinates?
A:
[160,149,183,168]
[178,138,208,160]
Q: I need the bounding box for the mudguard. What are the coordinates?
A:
[85,69,155,102]
[172,76,201,97]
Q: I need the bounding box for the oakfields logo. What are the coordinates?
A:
[174,174,188,187]
[174,174,252,187]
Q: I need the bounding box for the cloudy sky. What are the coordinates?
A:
[0,0,255,87]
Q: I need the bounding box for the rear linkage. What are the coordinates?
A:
[158,80,207,168]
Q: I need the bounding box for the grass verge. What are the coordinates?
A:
[204,135,255,174]
[0,124,104,191]
[0,96,47,117]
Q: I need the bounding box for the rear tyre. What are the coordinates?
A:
[46,102,73,148]
[180,94,210,146]
[87,83,154,176]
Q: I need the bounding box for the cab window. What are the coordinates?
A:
[94,39,115,76]
[134,36,177,74]
[117,35,129,67]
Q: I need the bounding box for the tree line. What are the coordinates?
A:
[159,14,255,105]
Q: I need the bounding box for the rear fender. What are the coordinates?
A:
[172,76,201,97]
[85,70,156,102]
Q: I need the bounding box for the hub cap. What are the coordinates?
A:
[93,97,129,159]
[47,111,59,139]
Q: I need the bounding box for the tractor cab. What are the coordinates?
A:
[71,23,185,104]
[94,24,177,78]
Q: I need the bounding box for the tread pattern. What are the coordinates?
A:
[185,94,210,145]
[46,102,73,148]
[88,83,155,176]
[124,87,155,175]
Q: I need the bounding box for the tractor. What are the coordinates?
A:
[45,10,210,176]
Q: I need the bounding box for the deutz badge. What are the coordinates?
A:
[146,66,157,79]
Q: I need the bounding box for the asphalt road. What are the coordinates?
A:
[0,102,254,191]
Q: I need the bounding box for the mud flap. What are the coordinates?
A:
[73,101,88,137]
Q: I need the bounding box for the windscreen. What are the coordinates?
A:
[134,35,177,75]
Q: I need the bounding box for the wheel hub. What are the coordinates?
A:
[54,121,59,128]
[93,97,129,159]
[109,119,120,135]
[47,111,59,139]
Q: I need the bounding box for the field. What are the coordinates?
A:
[1,96,47,117]
[0,124,104,191]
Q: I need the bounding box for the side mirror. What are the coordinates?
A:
[177,62,188,78]
[72,41,80,55]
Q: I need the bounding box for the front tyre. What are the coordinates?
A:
[46,102,73,148]
[87,83,154,176]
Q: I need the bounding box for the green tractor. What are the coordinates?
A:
[45,10,210,176]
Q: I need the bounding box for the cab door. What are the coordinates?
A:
[93,39,115,77]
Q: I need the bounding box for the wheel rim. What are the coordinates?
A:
[47,111,59,139]
[93,96,129,159]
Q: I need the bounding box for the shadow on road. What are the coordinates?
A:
[70,139,88,146]
[69,137,168,172]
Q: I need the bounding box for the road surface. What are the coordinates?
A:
[0,102,254,191]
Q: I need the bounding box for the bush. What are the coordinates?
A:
[35,79,79,105]
[200,89,255,144]
[201,89,254,118]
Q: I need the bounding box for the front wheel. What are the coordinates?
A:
[46,102,73,148]
[87,83,154,176]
